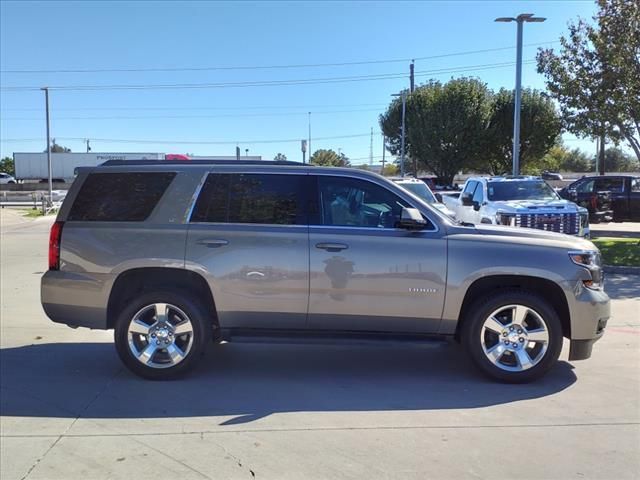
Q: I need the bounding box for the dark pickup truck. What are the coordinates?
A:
[559,175,640,222]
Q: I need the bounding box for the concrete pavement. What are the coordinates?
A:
[1,213,639,480]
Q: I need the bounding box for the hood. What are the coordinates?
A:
[493,199,584,213]
[446,223,597,251]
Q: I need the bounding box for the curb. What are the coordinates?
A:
[604,265,640,275]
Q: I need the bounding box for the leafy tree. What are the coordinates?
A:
[380,78,491,185]
[381,163,399,176]
[44,139,71,153]
[525,145,593,174]
[485,88,561,174]
[273,153,287,161]
[602,147,640,171]
[0,156,15,175]
[537,0,640,161]
[310,149,350,167]
[560,147,594,172]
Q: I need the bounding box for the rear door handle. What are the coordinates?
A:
[196,239,229,248]
[315,242,348,252]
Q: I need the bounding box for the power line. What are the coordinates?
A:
[0,60,535,92]
[0,102,389,112]
[2,108,385,121]
[0,133,372,145]
[0,41,556,74]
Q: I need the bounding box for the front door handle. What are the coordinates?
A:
[315,242,348,252]
[196,239,229,248]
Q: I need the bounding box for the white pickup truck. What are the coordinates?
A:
[442,176,590,237]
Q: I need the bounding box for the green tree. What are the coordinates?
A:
[560,148,593,172]
[381,163,399,176]
[485,88,562,175]
[380,78,491,185]
[310,149,350,167]
[44,139,71,153]
[0,156,15,175]
[603,147,640,171]
[537,0,640,161]
[273,153,287,161]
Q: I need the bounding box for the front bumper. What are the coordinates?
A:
[565,281,610,360]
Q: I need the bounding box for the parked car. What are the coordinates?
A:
[442,176,590,237]
[391,177,455,218]
[42,160,609,383]
[541,171,563,181]
[559,175,640,222]
[0,172,16,184]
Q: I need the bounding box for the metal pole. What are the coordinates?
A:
[308,112,311,159]
[400,91,406,177]
[512,19,524,176]
[41,87,52,205]
[381,134,386,174]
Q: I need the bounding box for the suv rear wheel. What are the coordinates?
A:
[114,291,211,379]
[462,290,563,383]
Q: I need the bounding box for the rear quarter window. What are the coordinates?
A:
[68,172,176,221]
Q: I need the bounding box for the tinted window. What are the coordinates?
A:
[68,172,175,221]
[487,180,558,201]
[595,177,624,192]
[317,176,414,228]
[191,173,306,225]
[576,179,595,193]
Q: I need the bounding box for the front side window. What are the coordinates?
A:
[191,173,306,225]
[68,172,176,221]
[472,182,484,204]
[317,176,414,228]
[463,181,478,195]
[576,179,595,193]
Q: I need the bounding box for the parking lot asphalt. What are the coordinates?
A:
[1,212,639,480]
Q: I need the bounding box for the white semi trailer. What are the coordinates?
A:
[13,152,164,182]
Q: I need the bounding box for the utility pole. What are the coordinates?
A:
[381,134,386,174]
[308,112,311,160]
[410,60,415,93]
[400,91,406,177]
[495,13,546,176]
[369,127,373,165]
[41,87,52,205]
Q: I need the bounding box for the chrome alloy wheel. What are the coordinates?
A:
[127,303,194,369]
[480,304,549,372]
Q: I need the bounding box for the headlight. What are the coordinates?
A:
[569,250,603,289]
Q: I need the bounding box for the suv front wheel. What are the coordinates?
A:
[114,291,211,379]
[462,290,563,383]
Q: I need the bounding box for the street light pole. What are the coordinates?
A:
[308,112,311,160]
[41,87,52,205]
[495,13,546,175]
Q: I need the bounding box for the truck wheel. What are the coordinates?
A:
[114,291,211,380]
[462,290,563,383]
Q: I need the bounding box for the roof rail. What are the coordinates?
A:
[99,159,307,167]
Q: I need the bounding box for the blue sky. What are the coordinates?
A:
[1,0,599,162]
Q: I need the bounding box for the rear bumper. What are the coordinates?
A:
[41,270,111,329]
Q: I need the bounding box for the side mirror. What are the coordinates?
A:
[435,193,443,203]
[460,192,473,206]
[397,207,427,230]
[472,201,481,211]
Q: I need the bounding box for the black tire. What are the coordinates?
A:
[114,290,212,380]
[461,290,563,383]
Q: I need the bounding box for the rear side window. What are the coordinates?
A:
[595,177,624,192]
[191,173,306,225]
[68,172,175,221]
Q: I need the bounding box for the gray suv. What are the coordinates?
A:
[41,160,610,382]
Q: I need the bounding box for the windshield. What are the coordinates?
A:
[398,182,437,204]
[487,180,559,201]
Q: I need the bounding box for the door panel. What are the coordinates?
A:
[308,227,446,333]
[185,172,310,330]
[308,175,446,333]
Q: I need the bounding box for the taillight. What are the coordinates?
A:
[48,221,64,270]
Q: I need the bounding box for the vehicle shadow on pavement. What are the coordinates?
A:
[605,274,640,300]
[0,341,576,425]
